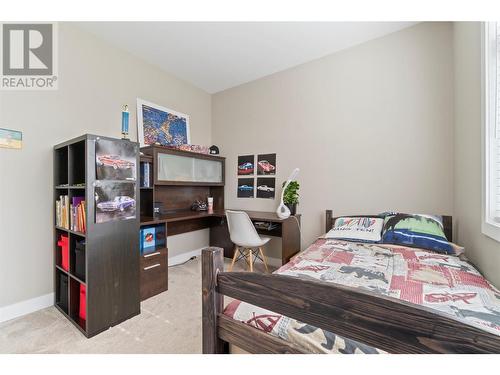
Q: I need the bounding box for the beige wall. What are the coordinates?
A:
[453,22,500,288]
[0,23,212,307]
[213,22,455,261]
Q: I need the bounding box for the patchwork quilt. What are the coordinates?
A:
[224,239,500,354]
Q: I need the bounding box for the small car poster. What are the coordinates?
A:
[95,181,136,223]
[96,138,136,181]
[257,153,276,175]
[237,155,254,176]
[256,177,275,199]
[237,178,254,198]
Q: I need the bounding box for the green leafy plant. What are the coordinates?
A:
[282,180,300,205]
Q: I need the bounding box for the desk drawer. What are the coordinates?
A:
[140,248,168,301]
[141,248,167,268]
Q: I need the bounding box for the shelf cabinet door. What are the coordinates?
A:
[193,158,223,183]
[156,151,223,184]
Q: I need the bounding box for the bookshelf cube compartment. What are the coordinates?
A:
[70,235,86,283]
[69,278,86,332]
[69,140,86,186]
[55,229,69,271]
[68,189,86,234]
[55,270,69,314]
[54,146,68,186]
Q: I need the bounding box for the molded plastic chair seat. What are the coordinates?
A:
[226,210,270,272]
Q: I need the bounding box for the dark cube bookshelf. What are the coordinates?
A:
[53,134,140,337]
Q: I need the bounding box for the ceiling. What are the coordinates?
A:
[77,22,417,93]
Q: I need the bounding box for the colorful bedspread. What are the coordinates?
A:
[224,239,500,354]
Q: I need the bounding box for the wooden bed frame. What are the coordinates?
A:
[202,210,500,354]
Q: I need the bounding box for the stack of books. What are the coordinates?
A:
[55,195,69,229]
[70,197,86,233]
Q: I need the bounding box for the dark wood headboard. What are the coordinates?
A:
[325,210,453,242]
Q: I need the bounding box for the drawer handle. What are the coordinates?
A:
[144,263,161,271]
[144,251,161,258]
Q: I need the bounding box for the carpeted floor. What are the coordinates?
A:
[0,256,270,354]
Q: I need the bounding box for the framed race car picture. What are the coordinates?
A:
[95,181,136,223]
[237,178,254,198]
[96,138,136,181]
[237,155,254,176]
[256,177,275,199]
[257,153,276,175]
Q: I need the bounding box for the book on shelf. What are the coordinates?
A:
[70,196,86,233]
[55,195,70,229]
[140,162,151,187]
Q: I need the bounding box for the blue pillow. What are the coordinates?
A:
[381,213,453,254]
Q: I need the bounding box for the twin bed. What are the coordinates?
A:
[201,210,500,354]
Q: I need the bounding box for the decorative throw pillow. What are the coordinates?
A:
[381,213,453,254]
[325,216,384,242]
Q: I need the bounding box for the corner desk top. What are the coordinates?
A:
[140,210,301,226]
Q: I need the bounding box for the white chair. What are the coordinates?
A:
[226,210,270,272]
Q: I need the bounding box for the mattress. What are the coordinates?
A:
[223,239,500,354]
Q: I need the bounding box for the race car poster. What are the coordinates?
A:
[95,138,136,181]
[95,181,136,223]
[256,177,275,199]
[237,178,254,198]
[257,153,276,175]
[237,155,254,176]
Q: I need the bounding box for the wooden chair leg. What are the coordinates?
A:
[259,247,270,273]
[248,248,253,272]
[229,246,239,271]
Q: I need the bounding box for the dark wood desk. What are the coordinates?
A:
[141,210,301,266]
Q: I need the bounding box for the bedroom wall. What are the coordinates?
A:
[0,23,212,310]
[453,22,500,288]
[212,22,455,263]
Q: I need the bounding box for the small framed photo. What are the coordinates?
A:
[237,155,254,176]
[256,178,276,199]
[237,178,254,198]
[257,153,276,175]
[0,128,22,149]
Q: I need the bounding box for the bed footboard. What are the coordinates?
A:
[201,247,500,354]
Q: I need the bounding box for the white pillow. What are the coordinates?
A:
[325,216,384,242]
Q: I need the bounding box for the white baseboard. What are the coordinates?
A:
[0,292,54,324]
[168,248,204,266]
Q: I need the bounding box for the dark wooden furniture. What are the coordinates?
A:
[140,210,301,266]
[202,211,500,354]
[209,210,301,265]
[54,134,140,337]
[139,221,168,301]
[138,146,225,300]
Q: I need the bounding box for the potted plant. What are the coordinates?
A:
[282,180,300,215]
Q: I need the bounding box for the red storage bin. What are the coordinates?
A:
[79,284,86,320]
[57,235,69,271]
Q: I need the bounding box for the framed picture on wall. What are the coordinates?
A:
[257,153,276,175]
[237,178,254,198]
[256,177,275,199]
[137,98,190,147]
[237,155,254,175]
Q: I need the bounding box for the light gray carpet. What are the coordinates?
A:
[0,256,271,354]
